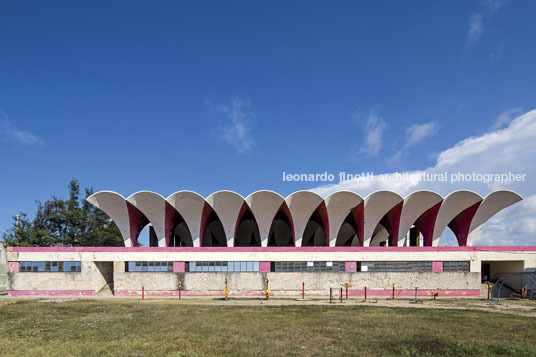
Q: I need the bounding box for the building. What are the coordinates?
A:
[5,189,536,298]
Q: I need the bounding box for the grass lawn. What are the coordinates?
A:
[0,299,535,356]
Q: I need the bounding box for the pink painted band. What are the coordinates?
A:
[114,290,271,297]
[9,246,536,253]
[7,290,95,296]
[113,289,480,297]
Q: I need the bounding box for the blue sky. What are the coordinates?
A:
[1,1,535,245]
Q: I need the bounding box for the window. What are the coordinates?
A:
[272,261,346,272]
[362,261,432,272]
[443,261,470,272]
[126,261,173,272]
[187,261,259,272]
[19,261,81,273]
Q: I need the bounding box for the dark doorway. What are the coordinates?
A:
[481,262,491,282]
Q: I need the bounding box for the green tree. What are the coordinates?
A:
[1,179,123,247]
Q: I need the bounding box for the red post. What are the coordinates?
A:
[178,281,182,300]
[392,284,395,299]
[364,286,367,301]
[302,282,305,300]
[142,286,144,300]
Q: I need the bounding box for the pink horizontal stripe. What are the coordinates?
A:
[345,289,480,297]
[9,246,536,253]
[114,290,270,297]
[113,289,479,297]
[8,290,95,296]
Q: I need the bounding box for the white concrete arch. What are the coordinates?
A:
[398,190,443,246]
[432,190,483,246]
[363,190,403,246]
[285,191,324,247]
[86,191,131,247]
[166,191,205,247]
[324,191,363,247]
[467,190,523,246]
[245,190,285,247]
[205,190,245,247]
[126,191,167,247]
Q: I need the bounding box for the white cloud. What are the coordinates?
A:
[467,14,483,45]
[466,0,507,46]
[406,121,439,147]
[0,110,44,146]
[354,110,386,157]
[485,0,507,14]
[387,121,439,167]
[490,107,522,130]
[210,97,255,154]
[312,109,536,245]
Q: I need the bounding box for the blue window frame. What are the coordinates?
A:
[126,261,173,272]
[19,261,81,273]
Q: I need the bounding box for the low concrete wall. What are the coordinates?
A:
[114,271,480,297]
[7,261,111,294]
[0,244,7,293]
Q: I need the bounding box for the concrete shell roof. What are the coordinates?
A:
[285,191,324,247]
[245,190,285,247]
[432,190,482,246]
[324,191,363,247]
[86,191,131,246]
[398,190,443,246]
[166,191,205,247]
[87,189,522,248]
[363,190,404,246]
[205,190,245,247]
[467,190,522,246]
[127,191,167,247]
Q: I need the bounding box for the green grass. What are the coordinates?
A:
[0,299,535,356]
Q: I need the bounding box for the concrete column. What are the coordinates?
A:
[345,262,357,272]
[7,262,19,272]
[173,261,185,273]
[114,261,125,273]
[432,261,443,272]
[470,259,480,273]
[259,262,271,272]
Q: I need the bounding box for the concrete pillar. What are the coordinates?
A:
[173,261,185,272]
[7,262,19,272]
[345,262,357,272]
[114,261,125,273]
[432,261,443,272]
[259,262,271,272]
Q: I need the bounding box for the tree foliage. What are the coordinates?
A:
[2,179,124,247]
